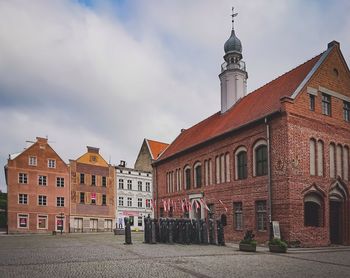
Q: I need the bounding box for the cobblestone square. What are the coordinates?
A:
[1,233,350,278]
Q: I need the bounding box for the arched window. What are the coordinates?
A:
[310,138,316,175]
[194,162,202,188]
[317,140,324,176]
[304,192,323,227]
[215,156,220,184]
[184,166,191,190]
[225,153,230,182]
[220,154,225,183]
[329,143,335,179]
[235,146,247,180]
[253,140,267,176]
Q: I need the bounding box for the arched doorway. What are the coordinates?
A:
[329,181,348,244]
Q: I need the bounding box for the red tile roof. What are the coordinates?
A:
[159,52,324,161]
[146,139,169,159]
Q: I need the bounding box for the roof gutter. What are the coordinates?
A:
[154,110,281,166]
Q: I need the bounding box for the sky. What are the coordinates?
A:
[0,0,349,192]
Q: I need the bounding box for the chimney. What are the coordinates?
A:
[87,146,99,154]
[328,40,340,49]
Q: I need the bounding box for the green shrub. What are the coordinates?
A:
[240,230,257,246]
[269,238,288,250]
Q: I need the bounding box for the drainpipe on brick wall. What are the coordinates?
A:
[265,117,273,240]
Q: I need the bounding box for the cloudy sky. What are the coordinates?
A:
[0,0,349,192]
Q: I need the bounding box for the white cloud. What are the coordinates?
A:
[0,0,349,191]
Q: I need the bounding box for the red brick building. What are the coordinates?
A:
[5,137,70,233]
[69,146,115,232]
[153,23,350,246]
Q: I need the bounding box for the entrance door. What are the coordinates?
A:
[329,201,342,244]
[90,219,98,232]
[74,218,83,232]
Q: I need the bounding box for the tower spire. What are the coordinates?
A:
[231,7,238,30]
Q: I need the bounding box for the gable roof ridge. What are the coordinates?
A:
[249,51,324,99]
[144,139,154,159]
[290,49,330,99]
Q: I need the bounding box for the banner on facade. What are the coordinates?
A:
[272,221,281,239]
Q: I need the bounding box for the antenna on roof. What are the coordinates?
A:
[231,7,238,30]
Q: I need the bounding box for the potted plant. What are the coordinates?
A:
[239,230,257,252]
[268,238,288,253]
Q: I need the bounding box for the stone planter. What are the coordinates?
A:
[269,244,287,253]
[239,243,256,252]
[113,228,125,235]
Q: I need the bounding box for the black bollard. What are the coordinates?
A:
[209,218,216,245]
[144,217,149,243]
[201,220,209,245]
[124,217,132,245]
[168,219,174,244]
[191,220,196,244]
[178,219,184,244]
[155,219,160,243]
[197,220,202,244]
[216,219,225,246]
[151,219,157,244]
[174,219,179,243]
[185,219,191,244]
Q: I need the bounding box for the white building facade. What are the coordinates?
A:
[115,164,153,231]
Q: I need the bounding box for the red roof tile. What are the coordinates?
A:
[159,52,324,161]
[146,139,169,159]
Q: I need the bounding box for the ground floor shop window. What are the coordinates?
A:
[18,214,28,228]
[129,216,134,226]
[138,217,142,227]
[38,215,48,229]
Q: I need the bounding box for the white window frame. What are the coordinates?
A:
[28,156,37,166]
[56,197,65,207]
[127,197,132,207]
[38,195,47,206]
[18,193,28,204]
[193,162,202,188]
[18,173,28,184]
[127,180,132,190]
[48,159,56,169]
[137,198,142,208]
[253,139,268,177]
[235,146,248,180]
[118,196,124,206]
[184,165,191,190]
[38,175,47,186]
[146,182,150,192]
[56,177,65,187]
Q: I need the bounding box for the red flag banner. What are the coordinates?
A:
[200,198,210,211]
[163,199,167,212]
[195,200,200,212]
[219,199,228,213]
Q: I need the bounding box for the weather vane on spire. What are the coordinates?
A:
[231,7,238,30]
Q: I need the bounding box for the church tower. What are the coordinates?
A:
[219,8,248,113]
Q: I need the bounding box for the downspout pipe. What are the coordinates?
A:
[265,117,273,240]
